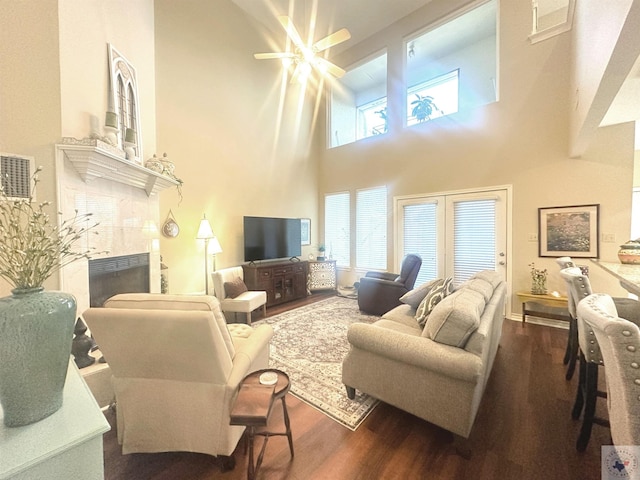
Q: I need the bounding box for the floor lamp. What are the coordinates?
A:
[196,214,215,295]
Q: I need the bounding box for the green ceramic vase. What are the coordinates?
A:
[0,287,76,427]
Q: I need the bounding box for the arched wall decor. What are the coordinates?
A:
[108,44,142,163]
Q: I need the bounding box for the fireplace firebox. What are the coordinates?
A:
[88,253,150,307]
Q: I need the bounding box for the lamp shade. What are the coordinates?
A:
[209,236,222,255]
[196,215,214,240]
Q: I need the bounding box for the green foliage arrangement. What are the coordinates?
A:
[528,262,548,294]
[0,167,102,290]
[410,94,442,122]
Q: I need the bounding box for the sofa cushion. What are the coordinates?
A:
[422,288,485,347]
[224,277,248,299]
[381,304,422,330]
[415,277,453,327]
[458,278,494,302]
[399,279,440,309]
[471,270,501,288]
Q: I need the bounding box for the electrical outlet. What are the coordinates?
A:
[602,233,616,243]
[528,233,538,242]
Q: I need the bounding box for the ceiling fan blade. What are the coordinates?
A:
[278,15,305,49]
[289,63,302,84]
[315,57,346,78]
[254,52,296,60]
[312,28,351,53]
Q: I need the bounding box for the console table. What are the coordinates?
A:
[308,260,337,292]
[243,261,308,307]
[517,291,570,324]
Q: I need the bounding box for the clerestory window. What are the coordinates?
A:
[406,70,459,126]
[329,51,387,148]
[327,0,497,148]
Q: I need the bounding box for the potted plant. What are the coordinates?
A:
[529,262,548,295]
[410,94,442,122]
[374,107,388,134]
[0,167,103,427]
[318,244,326,261]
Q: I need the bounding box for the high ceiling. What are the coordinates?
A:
[232,0,640,140]
[230,0,435,55]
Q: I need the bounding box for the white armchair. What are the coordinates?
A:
[82,293,273,460]
[212,266,267,325]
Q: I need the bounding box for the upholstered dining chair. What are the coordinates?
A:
[577,293,640,446]
[560,267,640,450]
[357,254,423,316]
[555,257,578,379]
[212,266,267,325]
[83,293,273,463]
[560,267,608,451]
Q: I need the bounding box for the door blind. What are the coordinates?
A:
[453,198,496,285]
[324,192,351,267]
[356,186,387,270]
[402,202,436,285]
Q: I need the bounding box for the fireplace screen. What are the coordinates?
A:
[88,253,150,307]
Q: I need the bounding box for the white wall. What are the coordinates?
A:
[570,0,640,156]
[154,0,320,294]
[58,0,156,156]
[317,0,635,315]
[0,0,158,298]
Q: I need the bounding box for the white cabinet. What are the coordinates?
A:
[0,361,110,480]
[308,260,337,292]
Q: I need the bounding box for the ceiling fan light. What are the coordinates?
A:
[281,57,293,68]
[299,61,312,77]
[301,47,314,63]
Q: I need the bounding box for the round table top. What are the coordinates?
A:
[242,368,290,399]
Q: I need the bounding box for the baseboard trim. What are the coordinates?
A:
[507,314,569,330]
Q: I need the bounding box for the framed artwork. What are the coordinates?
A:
[538,204,599,258]
[300,218,311,245]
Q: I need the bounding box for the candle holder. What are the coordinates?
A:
[104,111,119,146]
[124,141,137,161]
[104,126,118,146]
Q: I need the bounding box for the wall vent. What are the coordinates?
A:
[0,153,35,200]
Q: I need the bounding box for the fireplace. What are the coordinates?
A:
[88,253,150,307]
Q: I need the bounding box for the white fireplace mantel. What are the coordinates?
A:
[58,138,179,196]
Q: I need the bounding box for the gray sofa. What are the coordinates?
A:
[342,270,506,438]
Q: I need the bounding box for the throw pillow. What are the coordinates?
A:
[399,279,440,310]
[423,288,485,347]
[224,277,248,299]
[415,278,453,327]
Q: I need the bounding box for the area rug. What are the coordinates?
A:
[254,296,379,430]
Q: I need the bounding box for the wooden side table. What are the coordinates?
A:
[230,369,294,480]
[516,291,570,324]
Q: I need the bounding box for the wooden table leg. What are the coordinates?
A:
[281,397,294,458]
[247,426,256,480]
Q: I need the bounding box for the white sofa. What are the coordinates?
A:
[342,270,506,438]
[83,293,273,458]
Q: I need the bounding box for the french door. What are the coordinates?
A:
[395,187,509,287]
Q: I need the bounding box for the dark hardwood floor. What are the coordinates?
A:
[102,293,608,479]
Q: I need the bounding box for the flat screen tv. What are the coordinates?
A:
[244,216,302,262]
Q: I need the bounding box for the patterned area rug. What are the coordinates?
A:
[254,296,379,430]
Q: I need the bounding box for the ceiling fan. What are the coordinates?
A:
[254,15,351,80]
